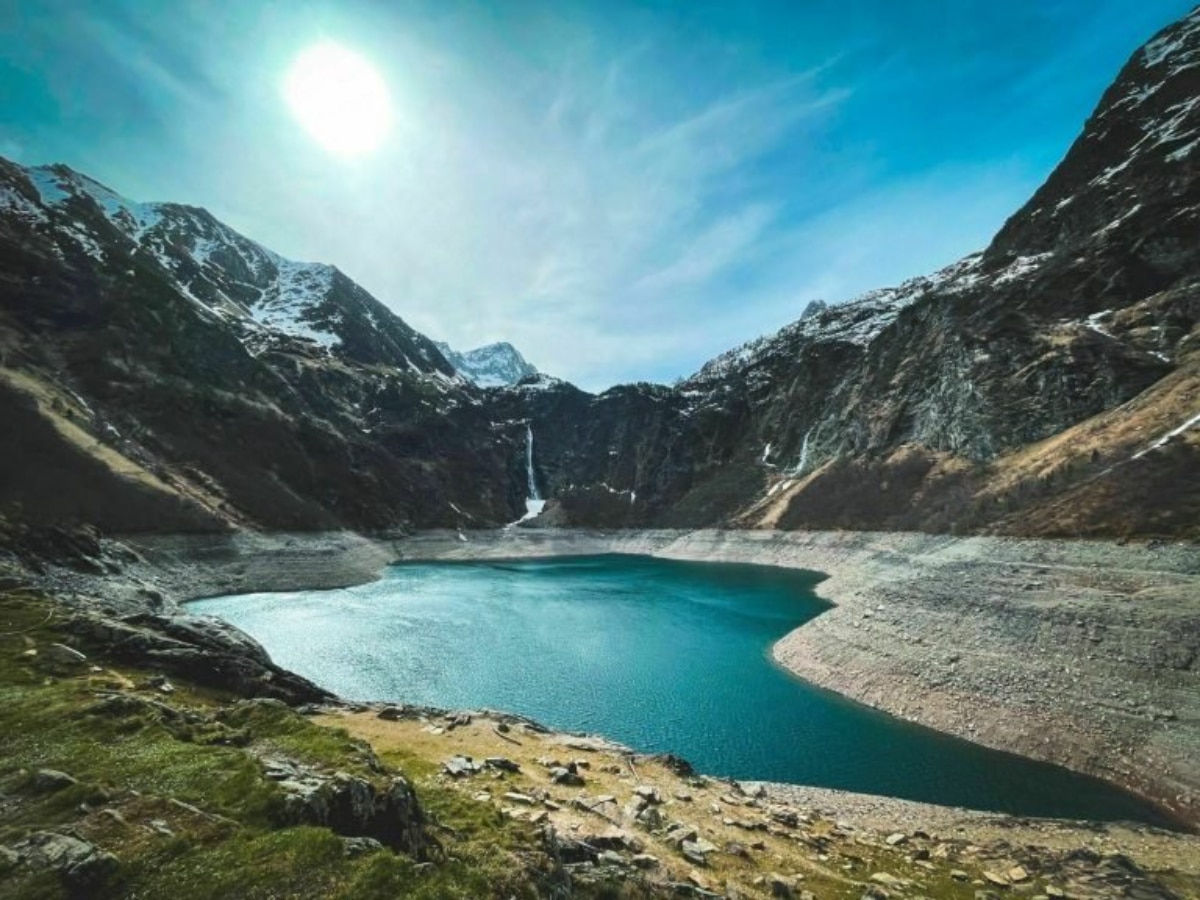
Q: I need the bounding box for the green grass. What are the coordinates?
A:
[0,588,648,899]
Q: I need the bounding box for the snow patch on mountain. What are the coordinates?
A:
[691,253,984,384]
[253,260,339,348]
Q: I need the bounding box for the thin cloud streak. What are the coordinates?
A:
[5,0,1193,390]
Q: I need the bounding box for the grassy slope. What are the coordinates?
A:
[0,587,649,899]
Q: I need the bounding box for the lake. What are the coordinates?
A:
[190,554,1171,824]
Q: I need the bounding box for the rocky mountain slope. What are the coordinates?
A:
[1,10,1198,540]
[0,162,535,533]
[501,8,1200,539]
[434,340,538,387]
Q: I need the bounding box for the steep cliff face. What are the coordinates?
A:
[500,10,1200,538]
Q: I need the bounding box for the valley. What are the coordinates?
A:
[1,5,1199,899]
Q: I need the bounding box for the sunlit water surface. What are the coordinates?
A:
[191,555,1171,824]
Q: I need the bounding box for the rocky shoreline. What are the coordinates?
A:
[21,525,1200,831]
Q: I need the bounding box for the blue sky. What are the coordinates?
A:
[1,1,1193,389]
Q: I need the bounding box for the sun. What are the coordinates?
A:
[283,42,392,158]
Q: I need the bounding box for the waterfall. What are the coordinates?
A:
[519,423,545,522]
[525,423,541,501]
[795,428,812,474]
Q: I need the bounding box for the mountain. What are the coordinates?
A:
[1,8,1198,540]
[4,163,458,375]
[434,340,538,387]
[497,9,1200,538]
[0,161,526,533]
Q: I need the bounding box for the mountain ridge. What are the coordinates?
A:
[0,6,1198,539]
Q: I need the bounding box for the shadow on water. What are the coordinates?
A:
[190,554,1183,830]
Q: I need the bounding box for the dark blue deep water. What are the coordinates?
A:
[191,555,1172,825]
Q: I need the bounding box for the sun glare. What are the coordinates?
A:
[283,42,392,158]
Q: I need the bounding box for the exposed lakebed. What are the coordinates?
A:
[191,555,1171,824]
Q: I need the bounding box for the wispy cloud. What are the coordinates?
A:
[7,0,1192,390]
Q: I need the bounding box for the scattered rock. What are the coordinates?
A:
[665,824,699,847]
[504,792,536,806]
[376,706,405,721]
[484,756,520,773]
[340,836,384,858]
[636,806,665,830]
[146,819,172,836]
[43,643,87,667]
[549,766,584,786]
[631,853,659,870]
[884,832,907,846]
[633,785,662,803]
[589,829,643,853]
[443,756,483,778]
[769,808,799,828]
[1008,865,1030,882]
[768,872,795,898]
[31,769,78,793]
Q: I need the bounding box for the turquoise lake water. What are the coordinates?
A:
[191,555,1172,825]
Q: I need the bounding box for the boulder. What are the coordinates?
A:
[443,756,483,778]
[31,769,78,793]
[549,766,584,786]
[680,840,709,866]
[43,643,87,667]
[636,806,665,830]
[484,756,520,773]
[13,831,119,890]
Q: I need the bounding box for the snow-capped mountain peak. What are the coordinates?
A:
[435,340,538,387]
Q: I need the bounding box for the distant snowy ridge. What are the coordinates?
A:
[435,340,538,387]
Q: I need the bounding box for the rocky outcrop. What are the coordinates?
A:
[262,756,427,857]
[63,611,332,704]
[9,832,120,893]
